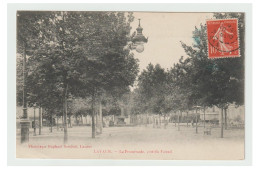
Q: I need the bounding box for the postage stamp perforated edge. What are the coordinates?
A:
[206,18,241,59]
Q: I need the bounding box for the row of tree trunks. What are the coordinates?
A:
[53,103,227,141]
[176,109,198,133]
[56,114,87,130]
[153,106,229,138]
[153,116,161,128]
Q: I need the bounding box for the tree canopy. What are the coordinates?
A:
[17,11,139,117]
[131,12,244,117]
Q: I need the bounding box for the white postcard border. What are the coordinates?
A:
[7,3,252,166]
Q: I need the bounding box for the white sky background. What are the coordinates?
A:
[131,12,214,72]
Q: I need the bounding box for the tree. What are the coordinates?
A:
[17,11,139,142]
[178,13,245,137]
[167,56,194,130]
[68,12,139,138]
[133,64,169,127]
[17,11,51,116]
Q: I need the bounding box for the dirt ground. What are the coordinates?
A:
[16,123,244,160]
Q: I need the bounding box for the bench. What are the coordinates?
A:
[204,127,211,135]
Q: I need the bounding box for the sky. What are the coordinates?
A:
[131,12,214,72]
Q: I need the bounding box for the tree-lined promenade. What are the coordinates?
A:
[17,11,140,142]
[17,11,245,144]
[132,13,244,138]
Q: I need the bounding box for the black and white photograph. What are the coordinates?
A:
[15,10,246,160]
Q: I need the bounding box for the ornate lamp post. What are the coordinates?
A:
[130,19,148,53]
[20,47,30,143]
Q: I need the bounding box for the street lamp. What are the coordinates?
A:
[130,19,148,53]
[20,47,30,143]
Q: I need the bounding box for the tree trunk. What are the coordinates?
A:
[144,113,146,127]
[99,100,103,134]
[75,116,77,125]
[221,107,224,138]
[61,114,64,129]
[70,115,73,128]
[63,85,68,144]
[57,116,59,131]
[186,112,189,127]
[68,115,71,128]
[147,113,149,125]
[196,109,198,134]
[224,108,227,130]
[91,92,96,138]
[159,114,161,127]
[175,113,176,127]
[163,114,166,129]
[39,107,42,135]
[50,111,53,133]
[180,111,182,122]
[203,107,206,128]
[96,110,99,134]
[178,111,180,131]
[33,107,36,136]
[102,114,104,128]
[85,115,88,125]
[81,115,83,126]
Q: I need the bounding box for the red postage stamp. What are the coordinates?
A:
[206,19,240,59]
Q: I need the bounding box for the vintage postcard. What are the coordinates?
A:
[14,10,247,161]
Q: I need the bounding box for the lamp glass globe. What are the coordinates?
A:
[136,44,144,53]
